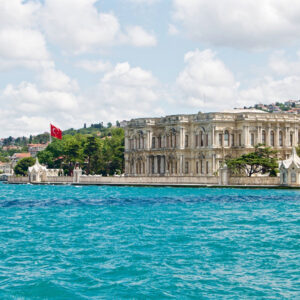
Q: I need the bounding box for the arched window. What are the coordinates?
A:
[206,161,209,174]
[200,132,204,147]
[196,161,199,174]
[152,137,156,149]
[224,131,229,147]
[270,131,275,146]
[290,133,293,146]
[231,134,234,146]
[251,133,255,146]
[262,130,266,145]
[291,172,296,183]
[134,137,137,149]
[279,131,283,147]
[195,134,199,147]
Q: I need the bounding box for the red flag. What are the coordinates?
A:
[50,124,62,140]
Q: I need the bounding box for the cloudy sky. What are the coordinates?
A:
[2,0,300,137]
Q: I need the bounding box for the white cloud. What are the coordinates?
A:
[238,76,300,107]
[0,61,165,137]
[127,0,160,5]
[41,0,120,54]
[39,68,79,92]
[125,26,157,47]
[75,60,112,73]
[40,0,157,54]
[0,81,82,137]
[172,0,300,49]
[176,49,239,110]
[269,51,300,76]
[168,24,179,36]
[0,0,51,70]
[96,62,164,121]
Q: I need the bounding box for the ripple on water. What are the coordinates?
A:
[0,183,299,299]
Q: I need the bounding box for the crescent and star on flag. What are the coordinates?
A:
[50,124,62,141]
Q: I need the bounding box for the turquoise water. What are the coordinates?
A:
[0,183,299,299]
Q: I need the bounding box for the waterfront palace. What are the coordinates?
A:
[124,109,300,177]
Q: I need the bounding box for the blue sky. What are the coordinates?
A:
[2,0,300,137]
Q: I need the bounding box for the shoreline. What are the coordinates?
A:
[3,181,298,189]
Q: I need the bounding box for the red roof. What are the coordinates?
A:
[13,153,31,158]
[28,143,48,147]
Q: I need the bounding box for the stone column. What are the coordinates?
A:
[257,126,262,144]
[179,155,183,175]
[179,127,185,150]
[285,127,290,147]
[212,154,216,173]
[276,126,280,147]
[125,134,129,151]
[160,156,165,174]
[267,126,271,146]
[146,130,151,150]
[211,126,215,148]
[243,125,249,147]
[146,156,149,175]
[154,156,158,174]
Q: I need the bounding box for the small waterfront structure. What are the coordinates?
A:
[279,148,300,186]
[124,110,299,177]
[28,158,61,183]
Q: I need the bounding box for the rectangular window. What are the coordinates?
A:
[185,135,189,148]
[152,137,156,149]
[251,133,255,146]
[196,161,199,174]
[185,161,189,174]
[158,137,161,148]
[195,134,198,147]
[200,160,203,174]
[219,134,223,146]
[239,134,242,146]
[206,161,209,174]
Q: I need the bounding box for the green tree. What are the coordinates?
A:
[62,134,85,174]
[14,157,35,176]
[83,136,101,174]
[226,144,278,177]
[37,150,55,168]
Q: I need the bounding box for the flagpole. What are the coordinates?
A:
[50,124,52,144]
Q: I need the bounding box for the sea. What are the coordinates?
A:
[0,182,299,299]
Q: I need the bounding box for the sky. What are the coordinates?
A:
[2,0,300,137]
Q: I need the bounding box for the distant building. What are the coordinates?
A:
[0,162,13,175]
[28,143,48,157]
[2,145,22,151]
[11,153,31,167]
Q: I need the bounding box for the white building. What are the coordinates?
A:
[125,110,300,177]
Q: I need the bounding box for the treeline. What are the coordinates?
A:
[37,128,124,176]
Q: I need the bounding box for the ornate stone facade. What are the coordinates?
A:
[124,109,300,177]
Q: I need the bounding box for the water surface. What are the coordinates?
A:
[0,183,299,299]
